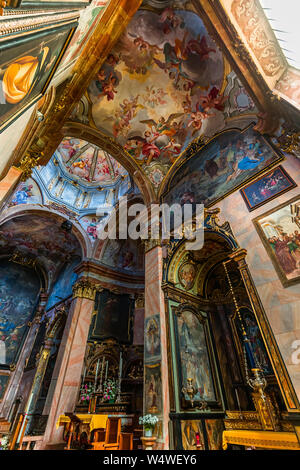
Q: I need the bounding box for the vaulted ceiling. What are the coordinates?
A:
[70,4,257,192]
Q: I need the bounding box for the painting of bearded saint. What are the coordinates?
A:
[178,262,196,290]
[254,196,300,287]
[176,310,216,403]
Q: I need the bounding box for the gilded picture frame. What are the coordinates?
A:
[162,124,284,208]
[253,195,300,287]
[240,165,296,211]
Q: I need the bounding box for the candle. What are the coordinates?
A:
[82,366,86,383]
[119,351,123,379]
[105,360,108,381]
[94,358,100,390]
[235,388,241,413]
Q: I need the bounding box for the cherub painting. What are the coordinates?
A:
[86,9,226,174]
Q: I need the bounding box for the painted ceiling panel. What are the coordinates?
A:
[73,5,257,189]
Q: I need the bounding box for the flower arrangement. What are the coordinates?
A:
[103,378,117,402]
[139,414,158,431]
[80,383,93,402]
[0,435,9,450]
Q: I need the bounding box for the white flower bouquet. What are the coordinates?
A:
[139,414,158,431]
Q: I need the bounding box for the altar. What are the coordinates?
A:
[56,412,142,450]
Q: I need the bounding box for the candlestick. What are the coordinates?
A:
[105,360,108,382]
[98,356,105,393]
[119,351,123,379]
[235,388,243,419]
[94,358,100,392]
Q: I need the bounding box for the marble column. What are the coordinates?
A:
[229,248,300,414]
[40,279,97,449]
[144,240,170,450]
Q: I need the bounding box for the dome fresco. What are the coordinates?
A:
[57,137,128,186]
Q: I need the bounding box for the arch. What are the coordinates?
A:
[62,121,156,205]
[0,204,92,259]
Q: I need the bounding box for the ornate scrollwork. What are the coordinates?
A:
[16,146,44,181]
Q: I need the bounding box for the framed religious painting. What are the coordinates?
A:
[0,21,77,132]
[240,166,297,211]
[89,289,135,344]
[172,306,222,410]
[253,195,300,287]
[163,125,284,208]
[0,373,10,401]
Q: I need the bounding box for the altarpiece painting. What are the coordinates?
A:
[253,195,300,287]
[173,308,217,406]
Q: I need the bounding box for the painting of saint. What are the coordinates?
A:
[175,310,216,403]
[178,262,196,290]
[90,290,134,344]
[145,315,161,361]
[0,26,75,131]
[10,178,42,206]
[101,238,144,273]
[163,126,283,208]
[0,260,40,366]
[181,420,204,450]
[240,166,296,211]
[254,195,300,287]
[145,364,162,415]
[237,308,272,375]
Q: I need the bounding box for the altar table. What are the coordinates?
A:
[222,430,300,450]
[56,414,108,432]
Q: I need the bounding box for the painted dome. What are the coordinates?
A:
[57,137,128,186]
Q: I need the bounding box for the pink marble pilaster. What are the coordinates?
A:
[41,296,94,448]
[144,244,170,449]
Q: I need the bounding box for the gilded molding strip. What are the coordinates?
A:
[222,429,300,450]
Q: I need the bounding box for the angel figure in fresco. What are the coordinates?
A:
[140,112,184,138]
[159,7,185,34]
[187,110,211,135]
[142,86,168,108]
[197,86,228,112]
[98,73,118,101]
[115,33,161,75]
[162,139,182,163]
[84,218,98,240]
[120,95,144,121]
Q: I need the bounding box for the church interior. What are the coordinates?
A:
[0,0,300,452]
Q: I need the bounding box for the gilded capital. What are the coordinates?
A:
[143,237,161,253]
[72,279,97,300]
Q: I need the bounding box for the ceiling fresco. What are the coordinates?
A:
[73,6,257,190]
[57,137,128,186]
[0,215,82,287]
